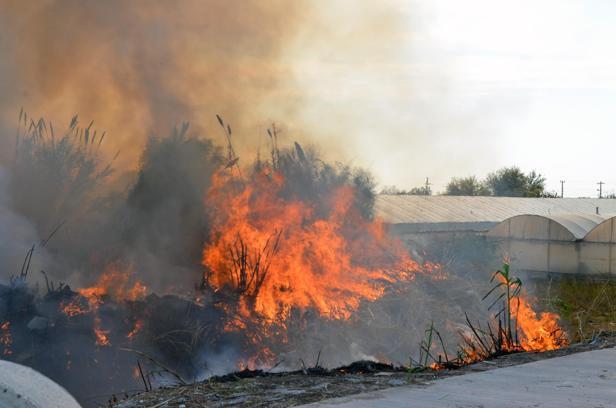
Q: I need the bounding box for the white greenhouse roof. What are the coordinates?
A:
[487,213,608,241]
[375,195,616,233]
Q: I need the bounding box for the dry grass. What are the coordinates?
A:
[542,276,616,342]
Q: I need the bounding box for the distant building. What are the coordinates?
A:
[376,195,616,276]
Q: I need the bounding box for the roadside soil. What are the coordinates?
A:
[108,332,616,408]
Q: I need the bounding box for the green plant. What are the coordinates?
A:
[544,277,616,342]
[410,321,458,371]
[12,112,113,230]
[482,261,522,344]
[419,321,434,367]
[456,262,526,362]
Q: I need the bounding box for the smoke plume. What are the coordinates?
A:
[0,1,415,174]
[0,0,309,165]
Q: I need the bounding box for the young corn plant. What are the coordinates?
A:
[458,261,525,363]
[482,261,522,348]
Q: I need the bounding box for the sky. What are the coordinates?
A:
[349,0,616,197]
[434,0,616,198]
[1,0,615,198]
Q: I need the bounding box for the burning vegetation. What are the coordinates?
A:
[455,263,568,367]
[0,114,568,406]
[202,117,427,347]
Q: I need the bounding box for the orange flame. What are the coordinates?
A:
[78,266,147,304]
[238,347,277,371]
[492,270,567,353]
[127,320,144,340]
[459,290,567,365]
[60,300,89,318]
[94,317,111,347]
[202,171,423,324]
[61,264,147,347]
[0,322,12,356]
[516,294,566,352]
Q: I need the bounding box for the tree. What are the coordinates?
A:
[540,190,560,198]
[526,171,547,197]
[444,176,490,196]
[380,185,431,196]
[485,167,546,197]
[408,186,432,196]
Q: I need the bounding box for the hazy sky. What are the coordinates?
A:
[2,1,614,198]
[291,0,616,197]
[425,0,616,197]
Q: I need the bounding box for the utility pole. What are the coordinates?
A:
[425,177,432,195]
[598,181,605,199]
[560,180,565,198]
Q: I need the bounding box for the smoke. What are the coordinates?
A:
[0,0,413,288]
[0,1,416,175]
[0,0,312,167]
[0,165,49,277]
[0,116,227,294]
[122,126,222,289]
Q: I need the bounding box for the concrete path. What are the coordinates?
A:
[301,348,616,408]
[0,360,82,408]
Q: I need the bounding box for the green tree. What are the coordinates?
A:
[526,170,547,197]
[380,185,431,196]
[444,176,490,196]
[540,190,560,198]
[408,186,432,195]
[485,167,546,197]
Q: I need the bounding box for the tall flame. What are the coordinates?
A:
[202,171,424,324]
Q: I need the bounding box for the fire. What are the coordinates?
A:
[60,300,89,318]
[202,171,423,323]
[488,265,567,353]
[94,318,111,347]
[127,320,144,340]
[459,288,568,365]
[0,322,12,356]
[59,265,147,347]
[78,266,147,304]
[238,347,277,371]
[516,294,566,352]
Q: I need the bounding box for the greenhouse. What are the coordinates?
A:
[376,196,616,276]
[487,214,616,276]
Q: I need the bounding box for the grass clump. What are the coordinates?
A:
[546,276,616,341]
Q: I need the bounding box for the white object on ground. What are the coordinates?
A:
[301,348,616,408]
[0,360,81,408]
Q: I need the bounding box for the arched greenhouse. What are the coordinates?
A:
[487,214,616,276]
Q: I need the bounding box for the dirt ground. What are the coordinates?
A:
[108,332,616,408]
